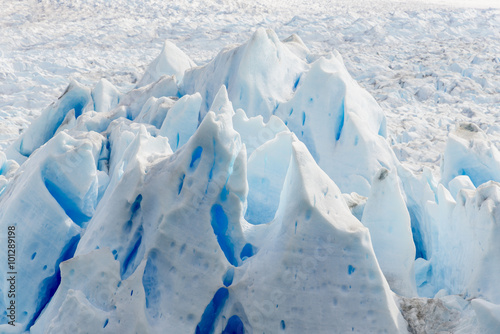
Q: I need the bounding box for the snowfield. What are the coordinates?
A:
[1,0,500,333]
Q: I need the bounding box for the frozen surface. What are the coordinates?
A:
[362,168,416,297]
[1,51,409,331]
[1,0,500,333]
[1,0,500,175]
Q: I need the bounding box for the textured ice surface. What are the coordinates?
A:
[0,30,412,333]
[1,1,500,332]
[362,168,417,297]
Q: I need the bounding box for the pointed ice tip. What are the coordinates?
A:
[251,27,266,39]
[281,33,310,60]
[59,79,83,99]
[94,78,119,95]
[210,85,234,117]
[162,40,174,49]
[136,39,195,88]
[161,40,182,58]
[282,33,306,47]
[274,137,363,233]
[250,28,280,46]
[330,50,345,64]
[96,78,111,86]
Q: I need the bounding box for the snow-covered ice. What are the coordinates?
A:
[1,0,500,333]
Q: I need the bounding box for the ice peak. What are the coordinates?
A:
[92,78,121,114]
[6,80,92,163]
[209,85,234,118]
[136,40,195,88]
[276,138,364,233]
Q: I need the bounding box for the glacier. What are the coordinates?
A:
[0,27,500,334]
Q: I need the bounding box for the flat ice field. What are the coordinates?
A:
[1,0,500,333]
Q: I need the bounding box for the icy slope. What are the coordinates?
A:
[0,30,413,333]
[1,25,500,333]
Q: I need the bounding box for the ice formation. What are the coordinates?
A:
[1,28,500,333]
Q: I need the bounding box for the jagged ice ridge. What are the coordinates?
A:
[1,28,500,333]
